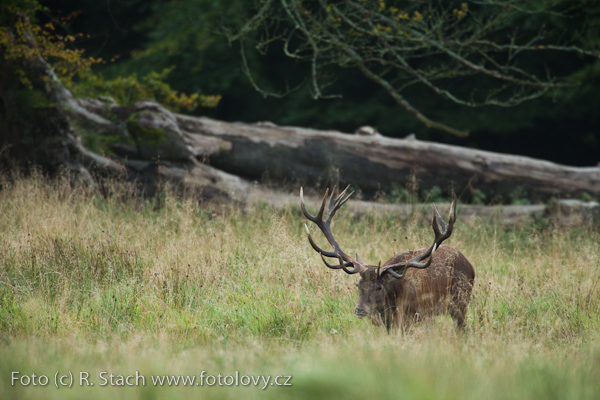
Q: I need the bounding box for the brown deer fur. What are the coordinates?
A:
[354,246,475,330]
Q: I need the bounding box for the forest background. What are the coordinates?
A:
[6,0,599,168]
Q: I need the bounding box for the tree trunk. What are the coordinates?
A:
[3,22,597,205]
[175,115,600,203]
[3,16,598,225]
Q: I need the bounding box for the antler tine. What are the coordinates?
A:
[319,253,354,270]
[432,195,456,246]
[326,185,353,221]
[317,187,330,221]
[380,197,458,279]
[450,195,457,224]
[318,254,363,274]
[306,225,338,258]
[356,253,366,265]
[340,260,363,275]
[406,243,437,269]
[396,198,455,268]
[385,269,405,279]
[379,244,438,278]
[419,197,458,260]
[300,185,366,274]
[432,203,445,237]
[300,186,329,223]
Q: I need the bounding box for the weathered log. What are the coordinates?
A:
[4,15,597,221]
[175,115,600,203]
[2,27,598,206]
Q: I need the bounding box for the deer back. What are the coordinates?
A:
[383,245,475,317]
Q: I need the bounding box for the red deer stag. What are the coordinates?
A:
[300,185,475,330]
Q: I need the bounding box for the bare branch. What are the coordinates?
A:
[230,0,599,136]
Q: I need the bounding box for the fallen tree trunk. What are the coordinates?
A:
[3,15,598,225]
[176,115,600,203]
[3,26,599,205]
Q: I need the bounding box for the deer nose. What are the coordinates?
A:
[355,307,368,319]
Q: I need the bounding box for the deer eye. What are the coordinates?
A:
[375,285,383,291]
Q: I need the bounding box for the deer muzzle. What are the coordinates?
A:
[355,306,369,319]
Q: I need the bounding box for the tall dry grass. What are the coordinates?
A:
[1,175,599,399]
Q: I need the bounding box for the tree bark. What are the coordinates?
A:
[174,115,600,203]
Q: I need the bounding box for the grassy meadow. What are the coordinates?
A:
[1,177,599,399]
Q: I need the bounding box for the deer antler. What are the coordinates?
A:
[300,185,366,274]
[380,196,457,278]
